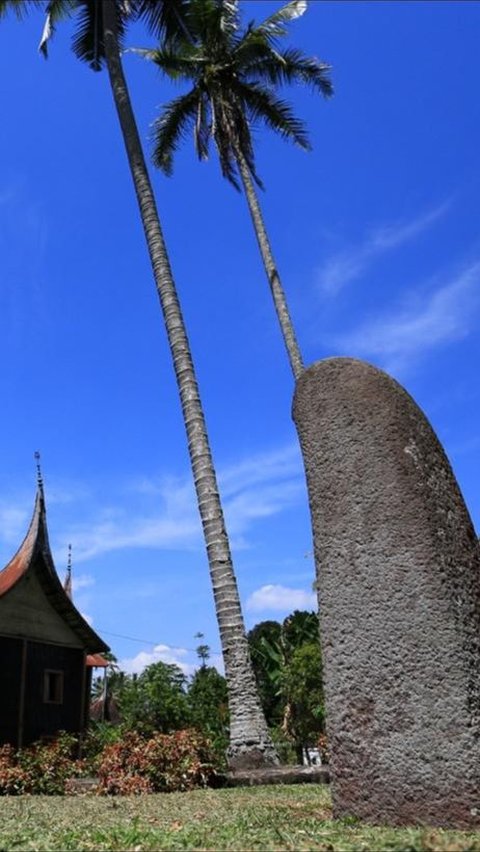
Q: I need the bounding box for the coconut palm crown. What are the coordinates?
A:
[140,0,333,379]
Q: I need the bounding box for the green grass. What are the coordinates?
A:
[1,785,480,851]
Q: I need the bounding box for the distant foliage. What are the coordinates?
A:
[107,661,192,736]
[248,610,325,762]
[247,620,284,726]
[188,665,229,764]
[281,641,324,753]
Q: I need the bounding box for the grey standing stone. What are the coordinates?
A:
[293,357,480,828]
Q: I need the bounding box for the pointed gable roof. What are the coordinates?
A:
[0,487,109,654]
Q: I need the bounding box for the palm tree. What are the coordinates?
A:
[1,0,277,769]
[139,0,333,381]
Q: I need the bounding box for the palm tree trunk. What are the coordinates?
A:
[101,0,277,769]
[236,152,304,381]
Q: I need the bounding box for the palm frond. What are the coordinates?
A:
[250,0,307,41]
[211,115,240,189]
[134,44,203,82]
[242,46,333,97]
[194,92,210,161]
[71,0,104,70]
[184,0,220,47]
[134,0,192,45]
[235,81,311,150]
[219,0,239,37]
[235,122,263,189]
[151,87,201,174]
[39,0,76,58]
[234,0,307,65]
[70,0,128,71]
[209,95,262,190]
[0,0,43,19]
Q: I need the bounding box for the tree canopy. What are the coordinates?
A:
[138,0,332,189]
[248,609,324,760]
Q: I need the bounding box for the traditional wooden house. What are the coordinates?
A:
[0,477,109,748]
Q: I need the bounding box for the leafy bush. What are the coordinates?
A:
[0,733,87,795]
[82,721,124,766]
[96,728,219,795]
[0,727,220,796]
[0,744,25,795]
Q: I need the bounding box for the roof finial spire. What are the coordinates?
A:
[34,451,44,497]
[64,543,73,600]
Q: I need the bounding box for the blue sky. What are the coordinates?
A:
[1,1,479,676]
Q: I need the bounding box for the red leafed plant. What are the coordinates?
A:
[0,734,86,795]
[0,729,220,796]
[96,728,218,795]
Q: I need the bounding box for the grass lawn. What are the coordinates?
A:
[1,785,480,851]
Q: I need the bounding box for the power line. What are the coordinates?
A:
[97,627,221,656]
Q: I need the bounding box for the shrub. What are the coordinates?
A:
[0,733,88,795]
[0,744,27,795]
[0,727,220,796]
[96,728,218,795]
[81,722,123,768]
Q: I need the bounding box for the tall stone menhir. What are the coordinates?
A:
[293,357,480,828]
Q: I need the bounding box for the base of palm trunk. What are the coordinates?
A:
[227,740,280,771]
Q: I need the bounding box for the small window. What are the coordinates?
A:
[43,670,64,704]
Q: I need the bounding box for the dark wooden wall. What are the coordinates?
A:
[0,636,22,745]
[23,642,85,745]
[0,636,86,747]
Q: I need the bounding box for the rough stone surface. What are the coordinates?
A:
[293,357,480,828]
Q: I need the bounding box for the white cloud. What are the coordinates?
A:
[81,611,94,626]
[0,443,305,573]
[64,443,304,562]
[317,202,450,296]
[246,584,317,613]
[73,573,95,592]
[0,503,30,544]
[119,643,195,676]
[225,481,304,533]
[333,260,480,373]
[67,511,201,562]
[46,483,91,506]
[218,444,302,497]
[118,645,225,677]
